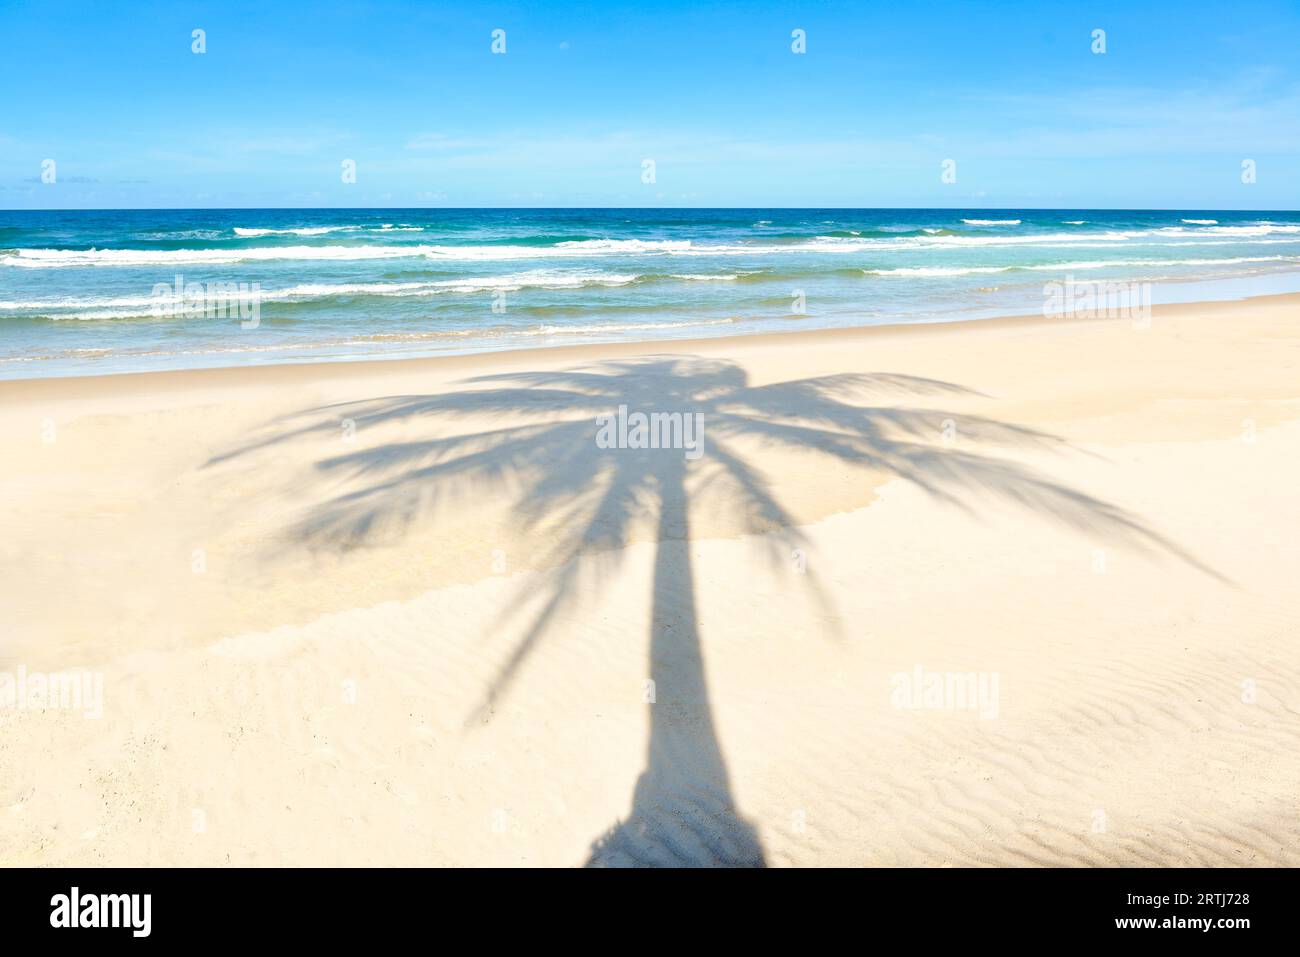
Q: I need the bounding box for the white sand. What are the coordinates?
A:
[2,295,1298,866]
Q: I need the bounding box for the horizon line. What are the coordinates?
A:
[4,205,1299,214]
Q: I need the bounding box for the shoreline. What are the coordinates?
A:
[5,288,1300,397]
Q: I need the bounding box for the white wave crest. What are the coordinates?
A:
[1200,224,1300,236]
[554,239,694,253]
[0,245,437,268]
[862,255,1293,279]
[0,270,644,318]
[7,223,1300,270]
[233,226,361,237]
[864,266,1013,277]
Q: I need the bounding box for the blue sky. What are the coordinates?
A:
[2,0,1298,209]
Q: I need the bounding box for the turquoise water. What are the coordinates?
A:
[1,208,1298,379]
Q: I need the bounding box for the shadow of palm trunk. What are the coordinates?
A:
[587,466,766,867]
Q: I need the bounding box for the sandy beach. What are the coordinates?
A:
[2,294,1298,867]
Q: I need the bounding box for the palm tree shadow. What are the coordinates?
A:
[208,355,1224,867]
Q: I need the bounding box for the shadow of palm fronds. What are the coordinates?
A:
[209,355,1222,866]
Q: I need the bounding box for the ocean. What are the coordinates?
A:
[2,208,1298,379]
